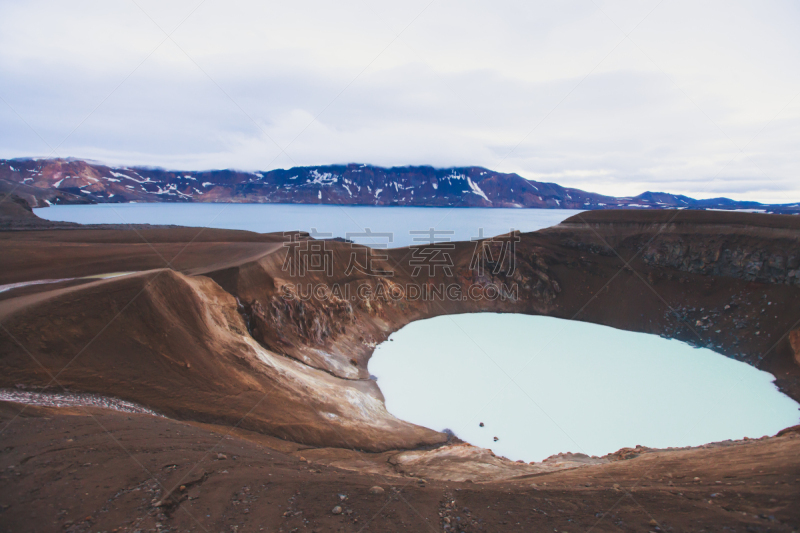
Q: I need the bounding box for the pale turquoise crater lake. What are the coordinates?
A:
[369,313,799,463]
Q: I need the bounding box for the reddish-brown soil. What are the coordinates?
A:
[1,202,800,531]
[2,403,799,532]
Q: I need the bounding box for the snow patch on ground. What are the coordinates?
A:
[0,389,162,416]
[0,278,72,293]
[0,272,135,294]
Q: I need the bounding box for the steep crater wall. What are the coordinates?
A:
[2,209,799,452]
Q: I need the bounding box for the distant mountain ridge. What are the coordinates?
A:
[1,158,797,214]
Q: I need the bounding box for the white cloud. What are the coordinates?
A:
[0,0,798,203]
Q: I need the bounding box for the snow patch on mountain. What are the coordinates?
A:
[467,177,490,202]
[309,169,337,185]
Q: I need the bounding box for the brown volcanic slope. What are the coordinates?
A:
[3,157,800,212]
[2,403,799,532]
[1,204,800,530]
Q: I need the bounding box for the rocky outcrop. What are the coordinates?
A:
[205,233,563,380]
[790,330,800,366]
[545,210,800,286]
[387,444,606,482]
[641,238,800,285]
[246,287,355,349]
[0,193,80,230]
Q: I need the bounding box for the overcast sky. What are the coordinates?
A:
[1,1,798,202]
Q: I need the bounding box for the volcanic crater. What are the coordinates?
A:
[1,196,799,531]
